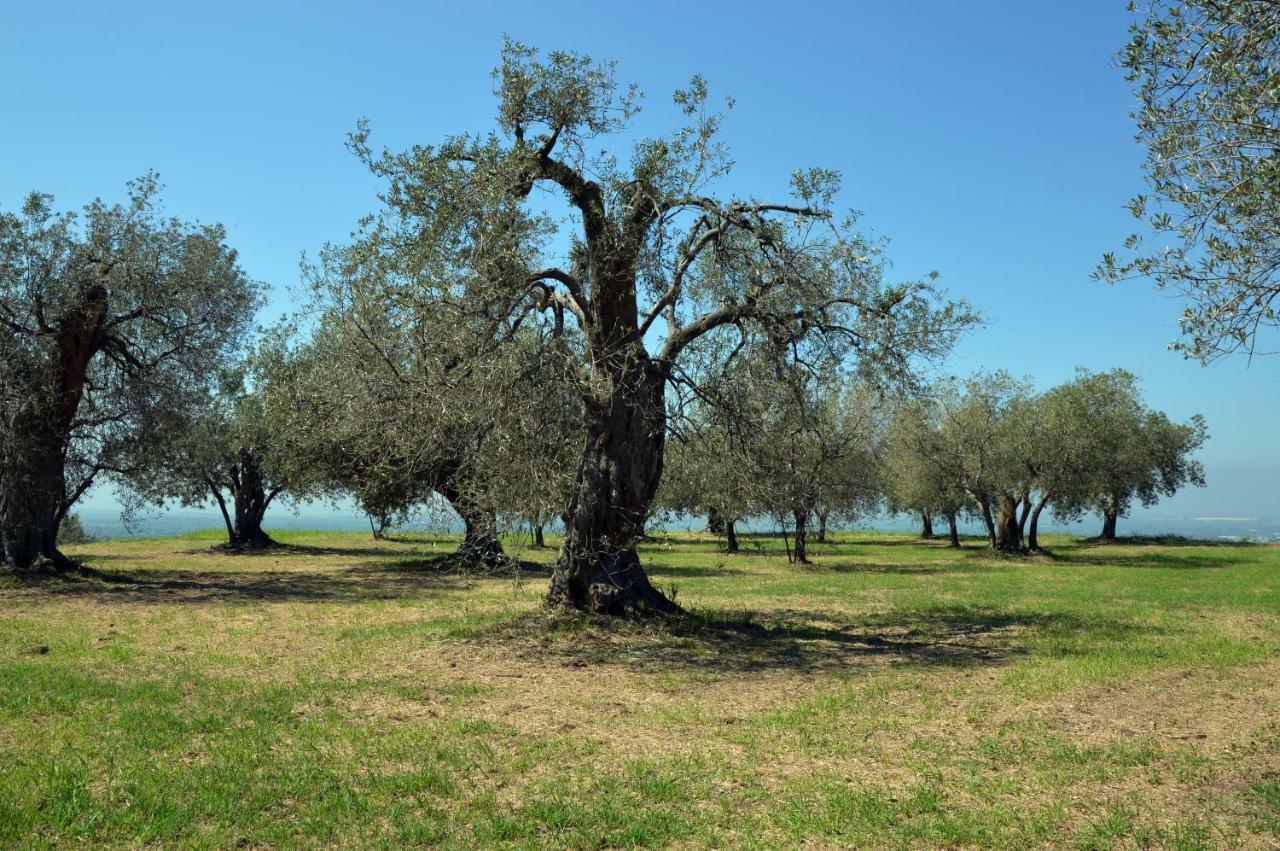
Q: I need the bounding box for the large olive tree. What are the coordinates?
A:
[343,42,973,614]
[0,178,259,571]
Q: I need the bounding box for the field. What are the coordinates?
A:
[2,529,1279,849]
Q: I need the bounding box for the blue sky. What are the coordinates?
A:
[4,0,1275,524]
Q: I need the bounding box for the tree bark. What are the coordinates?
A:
[439,482,505,568]
[1027,494,1051,551]
[947,512,960,548]
[533,524,545,548]
[1100,510,1118,540]
[976,496,997,548]
[1017,492,1032,537]
[790,508,810,564]
[0,284,108,572]
[223,450,276,549]
[816,511,828,543]
[920,510,935,539]
[992,492,1024,552]
[0,447,66,572]
[725,519,738,553]
[547,362,678,616]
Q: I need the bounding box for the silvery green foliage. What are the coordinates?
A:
[667,336,885,544]
[883,397,971,523]
[1101,1,1280,362]
[1044,369,1208,523]
[288,250,581,542]
[118,330,324,544]
[340,38,974,405]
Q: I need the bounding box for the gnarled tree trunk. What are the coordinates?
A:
[946,512,960,548]
[725,519,739,553]
[920,511,935,539]
[1017,493,1032,537]
[816,511,829,543]
[790,508,810,564]
[211,450,278,550]
[439,482,505,568]
[1100,509,1118,540]
[0,284,108,572]
[1027,494,1051,551]
[993,492,1024,552]
[548,360,677,616]
[533,524,545,548]
[972,493,997,548]
[0,441,66,572]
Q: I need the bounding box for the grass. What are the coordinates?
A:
[1,528,1278,848]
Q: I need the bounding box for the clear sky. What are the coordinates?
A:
[4,0,1276,524]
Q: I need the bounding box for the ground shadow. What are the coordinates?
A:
[1078,535,1260,549]
[1046,548,1253,570]
[469,604,1133,675]
[5,555,549,606]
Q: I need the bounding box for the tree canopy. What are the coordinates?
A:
[0,177,260,569]
[1101,0,1280,362]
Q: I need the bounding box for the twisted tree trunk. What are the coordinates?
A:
[725,519,739,553]
[1100,509,1119,540]
[993,492,1024,552]
[439,482,505,568]
[790,508,810,564]
[973,494,997,548]
[946,512,960,548]
[706,508,726,535]
[1027,494,1051,551]
[1,284,108,572]
[920,511,935,539]
[548,359,677,616]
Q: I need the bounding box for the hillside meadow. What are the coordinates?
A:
[1,530,1278,849]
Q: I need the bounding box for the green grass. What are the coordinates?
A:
[1,529,1278,848]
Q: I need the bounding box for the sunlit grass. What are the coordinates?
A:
[1,530,1277,848]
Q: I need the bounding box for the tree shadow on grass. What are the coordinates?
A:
[1078,535,1261,549]
[1045,548,1254,570]
[175,541,435,559]
[5,555,548,605]
[466,605,1143,675]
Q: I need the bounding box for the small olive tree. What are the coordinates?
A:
[124,338,320,549]
[883,398,970,548]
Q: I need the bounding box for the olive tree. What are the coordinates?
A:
[343,41,973,614]
[0,178,259,571]
[1101,0,1280,362]
[1047,370,1207,539]
[123,338,320,549]
[908,374,1035,552]
[281,276,580,567]
[884,398,970,548]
